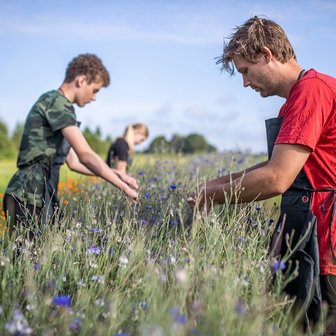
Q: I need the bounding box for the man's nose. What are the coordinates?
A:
[243,75,250,88]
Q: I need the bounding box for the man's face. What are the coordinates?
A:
[75,76,104,107]
[232,54,276,98]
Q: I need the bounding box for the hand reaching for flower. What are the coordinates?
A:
[187,184,211,217]
[122,174,139,190]
[113,170,139,190]
[124,186,139,204]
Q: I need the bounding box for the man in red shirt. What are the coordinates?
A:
[188,16,336,334]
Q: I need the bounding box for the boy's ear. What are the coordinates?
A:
[75,75,87,87]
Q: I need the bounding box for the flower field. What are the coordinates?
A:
[0,153,326,335]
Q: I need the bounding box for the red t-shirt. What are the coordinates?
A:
[276,69,336,275]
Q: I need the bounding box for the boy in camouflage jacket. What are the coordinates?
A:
[4,53,138,239]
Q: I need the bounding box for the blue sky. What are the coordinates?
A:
[0,0,335,153]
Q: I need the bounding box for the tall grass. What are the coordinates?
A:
[0,152,326,335]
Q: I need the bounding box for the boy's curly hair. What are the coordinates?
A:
[64,53,110,86]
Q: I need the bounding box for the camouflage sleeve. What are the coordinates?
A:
[45,94,77,132]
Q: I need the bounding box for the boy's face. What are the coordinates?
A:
[75,75,104,107]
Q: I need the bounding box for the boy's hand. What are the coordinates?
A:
[125,186,139,204]
[120,173,139,190]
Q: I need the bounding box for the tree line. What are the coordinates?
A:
[0,119,216,160]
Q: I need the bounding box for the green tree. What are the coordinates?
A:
[0,120,14,159]
[170,134,186,153]
[83,127,103,154]
[145,136,170,154]
[183,134,216,153]
[82,126,111,157]
[11,122,24,152]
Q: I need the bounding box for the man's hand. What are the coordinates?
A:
[187,185,210,217]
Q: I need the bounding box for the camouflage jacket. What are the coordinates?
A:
[5,90,77,208]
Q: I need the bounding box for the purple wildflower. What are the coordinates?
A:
[170,306,187,324]
[69,318,82,333]
[144,191,151,199]
[5,306,32,335]
[87,246,101,255]
[175,315,187,324]
[272,260,286,272]
[34,263,42,271]
[169,184,177,190]
[90,228,102,233]
[235,298,247,316]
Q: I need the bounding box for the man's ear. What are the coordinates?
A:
[261,46,272,63]
[75,75,86,87]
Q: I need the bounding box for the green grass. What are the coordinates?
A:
[0,160,16,195]
[0,152,326,335]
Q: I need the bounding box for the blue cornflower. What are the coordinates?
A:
[272,260,286,272]
[90,228,102,233]
[5,306,32,335]
[69,317,82,333]
[34,263,42,271]
[139,302,149,310]
[52,295,72,307]
[170,306,180,319]
[169,219,178,227]
[87,246,101,255]
[144,191,151,199]
[169,184,177,190]
[175,315,187,324]
[115,333,130,336]
[137,171,145,177]
[139,219,148,225]
[170,306,187,324]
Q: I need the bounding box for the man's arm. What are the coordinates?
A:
[191,144,311,209]
[200,161,268,187]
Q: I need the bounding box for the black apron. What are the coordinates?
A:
[41,139,71,224]
[266,117,322,326]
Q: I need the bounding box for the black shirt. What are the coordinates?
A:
[106,138,129,168]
